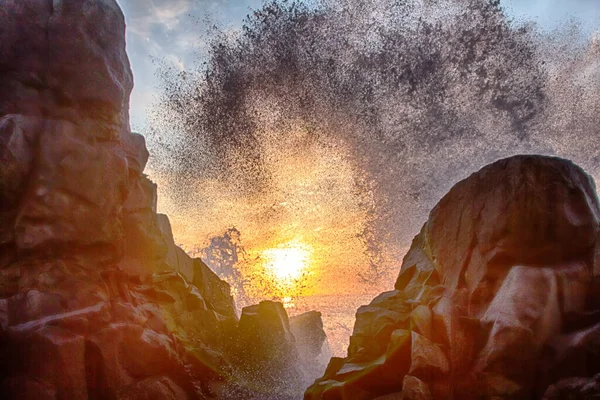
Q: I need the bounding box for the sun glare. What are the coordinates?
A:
[263,242,312,282]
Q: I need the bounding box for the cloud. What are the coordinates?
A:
[118,0,192,37]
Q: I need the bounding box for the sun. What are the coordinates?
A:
[263,242,312,281]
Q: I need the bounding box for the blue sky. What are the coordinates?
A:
[116,0,600,131]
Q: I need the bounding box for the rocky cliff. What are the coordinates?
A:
[0,1,327,399]
[306,155,600,399]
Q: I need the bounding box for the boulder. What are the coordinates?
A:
[410,155,599,294]
[236,301,298,370]
[307,155,600,399]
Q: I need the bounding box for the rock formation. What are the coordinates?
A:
[0,1,327,399]
[305,155,600,399]
[290,311,332,384]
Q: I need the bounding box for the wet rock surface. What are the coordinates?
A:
[306,155,600,400]
[0,1,327,399]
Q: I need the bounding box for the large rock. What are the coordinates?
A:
[290,311,329,360]
[401,155,600,294]
[306,155,600,400]
[0,0,256,398]
[0,0,133,138]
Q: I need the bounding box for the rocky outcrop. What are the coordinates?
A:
[290,311,332,384]
[306,155,600,400]
[0,1,328,399]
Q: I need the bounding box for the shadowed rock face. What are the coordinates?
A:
[306,155,600,400]
[0,1,328,399]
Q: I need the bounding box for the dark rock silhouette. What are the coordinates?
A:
[305,155,600,399]
[0,1,327,399]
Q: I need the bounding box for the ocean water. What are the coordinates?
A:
[288,293,379,358]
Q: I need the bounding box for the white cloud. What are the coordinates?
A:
[118,0,192,35]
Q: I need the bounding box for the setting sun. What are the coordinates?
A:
[263,242,312,281]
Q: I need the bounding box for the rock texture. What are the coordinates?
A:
[0,1,327,399]
[305,155,600,400]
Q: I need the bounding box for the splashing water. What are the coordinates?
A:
[145,0,600,355]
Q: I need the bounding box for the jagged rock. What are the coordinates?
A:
[307,155,600,400]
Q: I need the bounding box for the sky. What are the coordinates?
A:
[117,0,600,131]
[117,0,263,129]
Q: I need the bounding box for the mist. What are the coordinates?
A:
[144,0,600,298]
